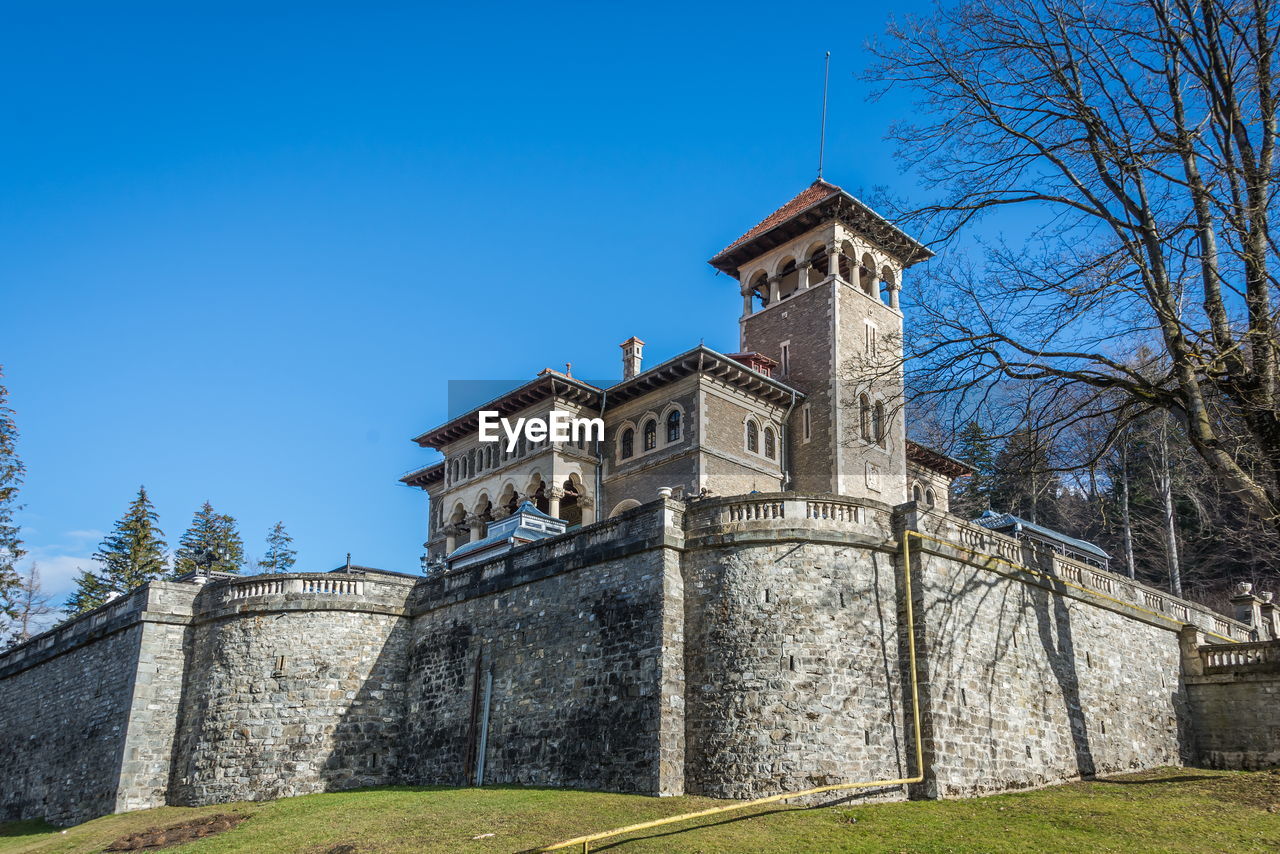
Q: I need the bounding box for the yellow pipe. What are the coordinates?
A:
[539,530,928,853]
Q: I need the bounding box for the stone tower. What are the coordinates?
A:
[708,180,932,502]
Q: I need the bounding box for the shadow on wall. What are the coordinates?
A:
[1027,579,1096,779]
[167,592,412,805]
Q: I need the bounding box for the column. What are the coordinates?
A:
[797,261,812,290]
[444,526,458,554]
[547,486,564,520]
[467,514,484,542]
[742,287,754,317]
[767,276,780,304]
[828,245,841,278]
[889,284,901,309]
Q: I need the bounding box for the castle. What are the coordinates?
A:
[2,181,1278,828]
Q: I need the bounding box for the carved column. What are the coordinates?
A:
[444,525,458,554]
[888,284,901,309]
[797,261,812,290]
[741,286,754,317]
[767,276,780,304]
[828,245,841,278]
[466,513,484,542]
[547,486,565,520]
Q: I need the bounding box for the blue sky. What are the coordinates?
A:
[1,1,936,605]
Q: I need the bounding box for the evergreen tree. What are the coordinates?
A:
[257,522,296,573]
[64,566,114,615]
[0,367,25,626]
[990,430,1063,528]
[950,421,997,519]
[173,502,244,575]
[66,486,169,615]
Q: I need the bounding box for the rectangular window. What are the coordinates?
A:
[779,341,790,377]
[864,321,877,356]
[801,404,812,442]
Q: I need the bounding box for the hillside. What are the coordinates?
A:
[1,768,1278,854]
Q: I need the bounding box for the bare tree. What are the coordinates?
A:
[867,0,1280,526]
[5,562,53,646]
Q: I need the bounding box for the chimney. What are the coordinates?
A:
[621,336,645,380]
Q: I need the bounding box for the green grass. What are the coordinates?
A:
[2,767,1278,854]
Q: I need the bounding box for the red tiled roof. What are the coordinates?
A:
[714,180,842,259]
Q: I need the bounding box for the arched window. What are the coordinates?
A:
[859,394,871,441]
[764,426,776,459]
[620,427,634,459]
[912,483,923,502]
[666,409,681,443]
[643,419,657,451]
[449,459,457,484]
[925,488,936,508]
[873,401,885,445]
[746,420,759,453]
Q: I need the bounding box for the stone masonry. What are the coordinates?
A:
[0,494,1272,826]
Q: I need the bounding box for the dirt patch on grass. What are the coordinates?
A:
[104,813,248,851]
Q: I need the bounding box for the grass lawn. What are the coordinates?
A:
[1,767,1277,854]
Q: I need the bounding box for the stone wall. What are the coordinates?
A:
[401,501,686,795]
[169,574,414,805]
[908,510,1196,798]
[0,582,196,825]
[1183,637,1280,770]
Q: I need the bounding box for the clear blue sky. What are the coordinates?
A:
[1,1,935,603]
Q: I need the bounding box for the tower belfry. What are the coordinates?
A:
[708,180,932,500]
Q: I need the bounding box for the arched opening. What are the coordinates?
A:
[805,244,827,287]
[838,240,856,282]
[912,483,923,502]
[748,271,770,309]
[609,499,642,518]
[620,426,635,459]
[873,400,886,445]
[526,477,549,514]
[925,487,936,508]
[498,483,519,517]
[777,258,799,299]
[859,394,871,441]
[746,419,759,453]
[560,477,583,528]
[881,265,897,305]
[764,426,776,459]
[859,252,877,296]
[666,409,682,443]
[450,504,469,546]
[643,418,657,452]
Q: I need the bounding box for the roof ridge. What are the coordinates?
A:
[712,180,845,259]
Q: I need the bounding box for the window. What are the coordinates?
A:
[643,419,657,451]
[801,404,811,441]
[912,483,923,502]
[859,394,871,441]
[925,488,936,507]
[865,321,877,356]
[874,401,885,445]
[746,420,759,453]
[620,427,634,460]
[779,342,790,377]
[666,409,681,443]
[764,426,776,459]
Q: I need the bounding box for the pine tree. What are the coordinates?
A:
[173,502,245,575]
[66,486,169,615]
[0,366,25,626]
[990,430,1063,528]
[257,522,297,573]
[64,566,114,615]
[950,421,997,519]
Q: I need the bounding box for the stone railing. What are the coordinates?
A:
[922,512,1252,642]
[685,493,893,542]
[1199,639,1280,674]
[199,571,415,619]
[226,575,366,599]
